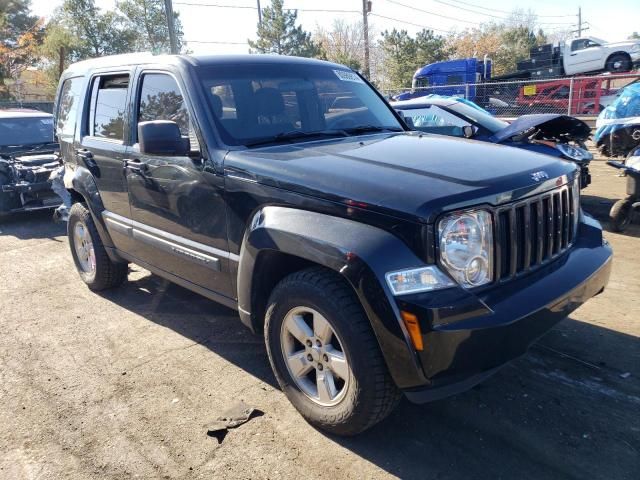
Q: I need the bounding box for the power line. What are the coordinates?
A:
[436,0,575,18]
[174,2,359,13]
[432,0,573,24]
[369,13,453,34]
[383,0,482,25]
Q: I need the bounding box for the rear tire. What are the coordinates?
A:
[605,54,631,73]
[609,198,633,232]
[264,267,401,436]
[68,202,127,290]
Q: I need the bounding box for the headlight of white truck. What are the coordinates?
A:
[438,210,493,288]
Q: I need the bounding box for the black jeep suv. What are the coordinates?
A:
[55,53,612,435]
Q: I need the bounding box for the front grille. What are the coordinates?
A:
[494,185,577,282]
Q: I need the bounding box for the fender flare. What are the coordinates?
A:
[237,206,430,388]
[64,164,121,259]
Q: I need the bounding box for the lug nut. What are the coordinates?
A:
[323,354,329,362]
[306,340,312,347]
[316,340,322,347]
[317,364,324,371]
[307,354,313,361]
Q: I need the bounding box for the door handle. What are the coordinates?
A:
[123,159,148,175]
[76,149,96,167]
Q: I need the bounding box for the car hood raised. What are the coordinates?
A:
[225,133,576,224]
[490,114,592,144]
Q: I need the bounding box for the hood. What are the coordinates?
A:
[224,133,576,224]
[490,114,591,143]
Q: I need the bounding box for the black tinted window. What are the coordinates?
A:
[89,75,129,140]
[56,77,84,141]
[138,74,190,136]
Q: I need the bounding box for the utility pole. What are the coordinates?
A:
[362,0,371,79]
[577,6,582,37]
[257,0,262,25]
[164,0,178,54]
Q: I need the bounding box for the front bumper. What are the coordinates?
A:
[395,214,612,403]
[0,181,60,214]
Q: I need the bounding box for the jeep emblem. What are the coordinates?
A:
[531,171,549,182]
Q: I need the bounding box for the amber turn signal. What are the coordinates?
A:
[400,311,424,351]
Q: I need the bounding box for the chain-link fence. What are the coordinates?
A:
[383,72,640,118]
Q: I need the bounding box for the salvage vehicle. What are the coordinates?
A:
[607,151,640,232]
[392,96,593,188]
[0,109,61,216]
[595,83,640,158]
[55,53,612,435]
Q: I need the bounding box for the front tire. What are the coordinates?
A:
[265,267,401,436]
[609,198,633,232]
[68,203,128,290]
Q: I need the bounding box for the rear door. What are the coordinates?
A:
[78,71,136,252]
[124,70,233,298]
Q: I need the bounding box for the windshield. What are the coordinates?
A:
[0,116,54,147]
[196,63,403,147]
[448,102,508,134]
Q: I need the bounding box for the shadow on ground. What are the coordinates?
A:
[99,272,640,480]
[0,209,65,241]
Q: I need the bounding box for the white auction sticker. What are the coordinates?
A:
[333,70,364,84]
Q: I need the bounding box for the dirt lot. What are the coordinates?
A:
[0,161,638,480]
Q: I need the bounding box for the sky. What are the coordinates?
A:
[30,0,640,55]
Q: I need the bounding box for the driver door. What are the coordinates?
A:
[125,70,233,299]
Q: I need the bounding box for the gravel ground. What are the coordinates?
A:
[0,161,639,480]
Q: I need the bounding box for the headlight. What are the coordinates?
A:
[385,266,455,295]
[438,210,493,288]
[556,143,593,162]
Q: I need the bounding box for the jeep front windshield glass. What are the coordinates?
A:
[197,63,404,147]
[0,116,54,147]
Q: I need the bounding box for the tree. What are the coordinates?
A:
[58,0,136,58]
[379,28,449,88]
[248,0,322,57]
[448,10,549,76]
[116,0,185,53]
[0,0,44,99]
[315,20,364,71]
[630,32,640,40]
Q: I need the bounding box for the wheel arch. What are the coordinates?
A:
[64,164,123,262]
[236,205,430,388]
[605,51,632,70]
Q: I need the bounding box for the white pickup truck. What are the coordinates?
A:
[562,37,640,75]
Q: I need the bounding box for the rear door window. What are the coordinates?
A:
[87,75,129,141]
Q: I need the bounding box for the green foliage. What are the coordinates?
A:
[248,0,322,57]
[116,0,184,54]
[379,28,449,88]
[0,0,43,99]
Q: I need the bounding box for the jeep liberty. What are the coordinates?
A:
[55,54,612,435]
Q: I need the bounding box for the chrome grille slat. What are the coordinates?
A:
[495,185,575,282]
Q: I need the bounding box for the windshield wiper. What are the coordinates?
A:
[245,129,349,148]
[342,125,404,135]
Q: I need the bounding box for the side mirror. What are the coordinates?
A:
[462,125,475,139]
[138,120,189,155]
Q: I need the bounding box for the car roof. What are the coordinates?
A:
[390,96,459,108]
[0,109,53,119]
[62,52,348,76]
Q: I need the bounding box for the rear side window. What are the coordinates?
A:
[56,77,84,141]
[88,75,129,141]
